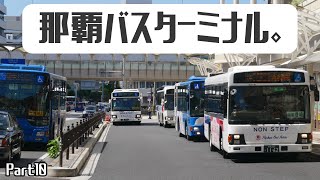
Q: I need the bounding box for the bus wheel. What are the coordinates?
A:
[163,121,168,128]
[7,148,12,163]
[13,150,21,160]
[177,119,183,137]
[210,132,216,152]
[185,125,192,141]
[220,135,229,159]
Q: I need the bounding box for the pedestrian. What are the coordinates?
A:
[148,106,152,119]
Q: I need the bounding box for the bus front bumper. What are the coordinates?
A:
[225,144,312,154]
[112,118,141,122]
[189,125,204,137]
[165,117,175,125]
[24,130,49,144]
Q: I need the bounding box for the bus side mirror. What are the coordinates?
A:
[315,88,319,102]
[311,85,319,101]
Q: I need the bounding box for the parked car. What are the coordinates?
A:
[82,105,97,118]
[0,111,23,163]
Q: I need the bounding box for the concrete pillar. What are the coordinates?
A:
[233,0,239,4]
[250,0,257,4]
[308,64,316,130]
[220,0,225,4]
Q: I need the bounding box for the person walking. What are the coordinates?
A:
[148,105,152,119]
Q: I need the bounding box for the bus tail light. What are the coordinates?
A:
[297,133,312,144]
[228,134,246,145]
[45,131,49,137]
[1,138,8,146]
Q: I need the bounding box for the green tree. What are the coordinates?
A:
[67,90,75,96]
[290,0,303,8]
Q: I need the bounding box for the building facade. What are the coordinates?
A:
[4,16,22,43]
[0,0,6,43]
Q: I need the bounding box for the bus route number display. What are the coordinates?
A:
[113,92,139,97]
[234,71,305,83]
[0,72,46,84]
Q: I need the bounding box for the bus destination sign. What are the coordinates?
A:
[234,71,305,83]
[0,72,47,84]
[113,92,139,97]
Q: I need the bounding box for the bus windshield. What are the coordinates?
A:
[229,86,310,124]
[165,94,174,110]
[112,98,141,111]
[0,83,49,118]
[190,90,204,117]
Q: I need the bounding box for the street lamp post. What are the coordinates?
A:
[73,82,79,108]
[100,81,109,102]
[150,83,154,114]
[101,81,104,102]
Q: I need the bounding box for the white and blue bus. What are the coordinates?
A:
[156,85,175,128]
[204,66,316,158]
[0,63,67,145]
[111,89,142,125]
[175,76,206,141]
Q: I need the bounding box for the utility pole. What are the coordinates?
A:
[101,81,104,102]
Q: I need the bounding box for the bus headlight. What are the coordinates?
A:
[112,115,117,118]
[193,127,199,131]
[167,117,173,121]
[228,134,246,145]
[136,114,141,118]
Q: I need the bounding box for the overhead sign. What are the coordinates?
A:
[22,4,297,54]
[1,59,26,64]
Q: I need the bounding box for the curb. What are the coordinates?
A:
[47,122,108,177]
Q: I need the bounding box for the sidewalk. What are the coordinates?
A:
[43,121,108,177]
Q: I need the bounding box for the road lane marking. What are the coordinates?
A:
[80,124,111,177]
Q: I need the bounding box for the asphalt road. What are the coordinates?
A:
[86,117,320,180]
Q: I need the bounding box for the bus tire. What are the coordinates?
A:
[185,125,192,141]
[13,150,21,160]
[163,121,168,128]
[220,131,229,159]
[209,132,217,152]
[7,148,12,163]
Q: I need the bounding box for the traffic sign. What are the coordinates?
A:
[1,59,25,64]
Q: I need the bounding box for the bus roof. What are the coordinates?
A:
[157,85,175,93]
[0,64,67,81]
[177,76,205,86]
[227,65,276,73]
[188,76,206,81]
[112,89,140,93]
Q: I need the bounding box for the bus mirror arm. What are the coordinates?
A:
[310,84,319,101]
[314,87,319,102]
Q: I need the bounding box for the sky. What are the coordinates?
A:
[5,0,267,16]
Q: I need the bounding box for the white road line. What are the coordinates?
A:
[34,153,49,163]
[80,124,111,177]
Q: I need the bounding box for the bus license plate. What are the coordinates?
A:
[36,132,45,136]
[264,145,279,153]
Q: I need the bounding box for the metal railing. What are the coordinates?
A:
[59,112,105,167]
